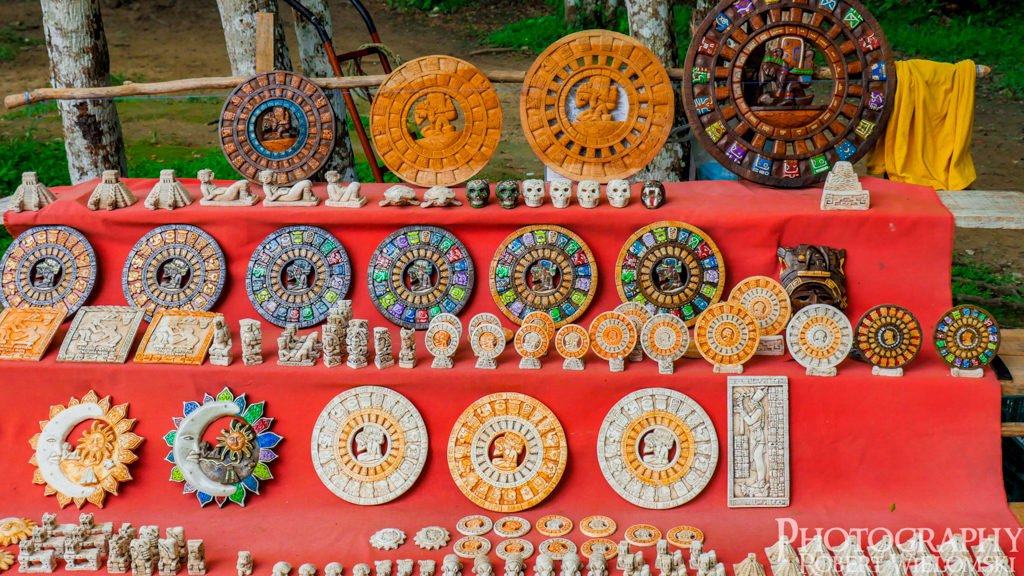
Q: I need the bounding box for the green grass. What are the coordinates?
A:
[0,26,43,62]
[952,261,1024,328]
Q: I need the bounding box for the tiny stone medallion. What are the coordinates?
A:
[579,516,616,538]
[589,311,638,372]
[1,225,97,317]
[514,323,548,369]
[456,516,493,536]
[494,517,531,539]
[471,323,506,369]
[537,516,572,538]
[453,536,492,559]
[640,314,690,374]
[555,324,589,371]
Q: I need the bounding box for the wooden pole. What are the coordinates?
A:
[254,12,276,74]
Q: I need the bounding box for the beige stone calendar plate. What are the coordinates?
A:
[371,55,502,187]
[521,30,674,182]
[448,392,567,512]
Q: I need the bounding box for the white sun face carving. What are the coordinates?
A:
[577,180,601,208]
[549,178,573,208]
[607,179,630,208]
[522,179,546,207]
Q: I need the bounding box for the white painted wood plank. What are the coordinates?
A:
[939,190,1024,229]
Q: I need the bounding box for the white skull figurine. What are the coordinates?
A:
[606,179,631,208]
[577,180,601,209]
[522,179,546,208]
[549,178,573,209]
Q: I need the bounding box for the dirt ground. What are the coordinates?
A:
[0,0,1022,270]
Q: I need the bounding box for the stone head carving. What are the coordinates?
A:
[465,179,490,208]
[274,563,293,576]
[607,179,631,208]
[641,181,666,209]
[550,178,573,208]
[299,564,317,576]
[325,564,344,576]
[472,556,492,576]
[777,244,848,311]
[495,180,520,209]
[325,170,341,184]
[354,565,371,576]
[522,179,546,207]
[577,180,601,208]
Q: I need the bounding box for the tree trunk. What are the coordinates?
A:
[625,0,689,181]
[291,0,358,181]
[565,0,619,28]
[40,0,127,184]
[216,0,292,76]
[691,0,716,37]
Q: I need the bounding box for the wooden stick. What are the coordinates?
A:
[255,12,276,74]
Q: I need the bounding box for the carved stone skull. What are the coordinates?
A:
[606,179,630,208]
[299,565,317,576]
[641,180,666,209]
[465,179,490,208]
[522,179,546,207]
[495,180,520,209]
[549,178,573,208]
[325,564,343,576]
[577,180,601,208]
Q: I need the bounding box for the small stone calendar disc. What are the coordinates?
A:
[786,304,853,371]
[555,324,590,359]
[694,301,760,366]
[855,304,922,369]
[597,388,719,509]
[641,314,690,363]
[521,30,674,183]
[432,312,464,336]
[494,516,531,538]
[580,516,617,538]
[310,386,428,505]
[581,538,618,560]
[666,526,705,548]
[456,515,493,536]
[616,221,726,326]
[515,323,549,359]
[729,276,791,336]
[490,225,597,328]
[1,225,96,316]
[524,310,556,339]
[495,538,534,560]
[425,322,459,358]
[220,71,336,184]
[470,312,503,334]
[539,538,577,560]
[246,225,351,328]
[589,311,638,361]
[123,224,226,322]
[448,392,567,512]
[537,515,573,538]
[933,305,1000,369]
[370,55,502,187]
[368,226,474,329]
[625,524,662,547]
[471,324,506,360]
[454,536,492,558]
[683,0,896,187]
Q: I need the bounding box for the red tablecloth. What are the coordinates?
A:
[2,178,1019,573]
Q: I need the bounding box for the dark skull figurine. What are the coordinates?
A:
[777,244,848,311]
[465,179,490,208]
[495,180,520,209]
[640,181,666,209]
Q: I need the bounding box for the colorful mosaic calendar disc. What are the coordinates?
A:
[616,221,725,326]
[448,392,567,512]
[683,0,896,187]
[597,388,718,509]
[521,30,675,183]
[855,304,921,369]
[220,71,336,184]
[490,225,597,328]
[934,305,1000,369]
[122,224,226,322]
[246,225,351,328]
[1,226,96,317]
[311,386,428,505]
[368,226,474,329]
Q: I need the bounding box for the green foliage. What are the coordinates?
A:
[0,27,43,61]
[952,260,1024,328]
[381,0,470,13]
[0,136,71,195]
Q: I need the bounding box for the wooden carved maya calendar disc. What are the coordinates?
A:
[683,0,896,187]
[521,30,675,183]
[220,71,336,184]
[371,56,502,187]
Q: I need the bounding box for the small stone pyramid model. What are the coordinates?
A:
[87,170,137,211]
[145,169,193,210]
[9,172,57,212]
[820,161,869,211]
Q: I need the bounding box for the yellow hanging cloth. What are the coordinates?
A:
[866,59,976,190]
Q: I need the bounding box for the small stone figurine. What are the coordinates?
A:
[300,565,318,576]
[327,301,352,361]
[465,179,490,208]
[376,561,393,576]
[8,172,56,212]
[399,327,416,368]
[240,319,263,366]
[495,180,520,209]
[87,170,137,211]
[534,555,555,576]
[397,561,415,576]
[197,169,258,206]
[549,178,572,208]
[472,557,493,576]
[186,541,205,576]
[587,553,608,576]
[131,538,156,576]
[374,327,395,369]
[108,533,131,573]
[208,315,232,366]
[607,179,631,208]
[419,561,436,576]
[441,555,462,576]
[274,563,294,576]
[561,553,582,576]
[346,319,369,369]
[325,564,344,576]
[504,556,525,576]
[421,186,462,208]
[820,161,869,210]
[380,185,419,207]
[325,171,366,208]
[641,181,666,209]
[145,169,193,210]
[322,323,344,368]
[157,537,180,575]
[522,179,546,208]
[260,170,318,207]
[577,180,601,208]
[277,325,322,366]
[237,552,254,576]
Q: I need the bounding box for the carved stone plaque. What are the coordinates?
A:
[521,30,674,182]
[597,388,719,509]
[447,392,567,512]
[57,306,145,363]
[310,386,428,505]
[134,310,219,365]
[727,375,789,508]
[370,56,502,187]
[1,225,96,316]
[0,306,66,361]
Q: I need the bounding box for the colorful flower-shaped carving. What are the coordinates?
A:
[164,387,281,507]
